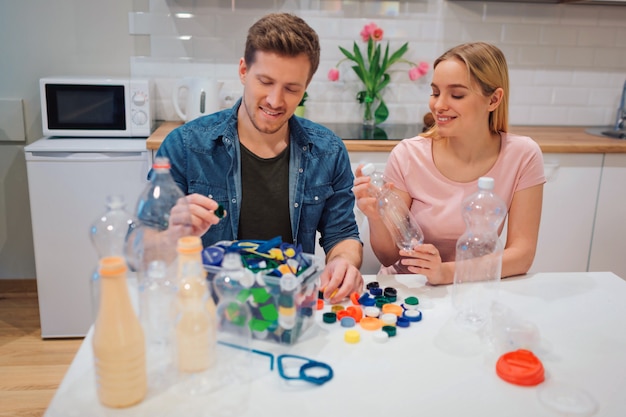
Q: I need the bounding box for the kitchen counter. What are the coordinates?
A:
[146,121,626,153]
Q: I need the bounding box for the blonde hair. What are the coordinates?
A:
[423,42,509,138]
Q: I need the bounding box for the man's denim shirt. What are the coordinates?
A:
[156,99,361,255]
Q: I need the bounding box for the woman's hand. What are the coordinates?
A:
[353,164,380,219]
[400,244,452,285]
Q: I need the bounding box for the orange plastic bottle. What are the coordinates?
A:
[92,256,147,408]
[175,236,217,373]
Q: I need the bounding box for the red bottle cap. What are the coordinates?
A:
[496,349,545,386]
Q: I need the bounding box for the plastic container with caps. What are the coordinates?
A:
[126,156,192,350]
[175,236,217,374]
[92,256,147,408]
[89,195,135,320]
[452,176,506,330]
[361,162,424,251]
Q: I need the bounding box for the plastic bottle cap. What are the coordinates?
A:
[381,303,403,316]
[359,317,383,331]
[496,349,545,386]
[344,329,360,344]
[372,330,389,343]
[361,162,376,176]
[380,313,397,326]
[364,306,380,317]
[340,316,356,328]
[478,176,495,190]
[322,312,337,324]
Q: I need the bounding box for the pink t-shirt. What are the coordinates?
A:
[381,132,546,274]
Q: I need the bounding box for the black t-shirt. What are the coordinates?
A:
[237,142,292,243]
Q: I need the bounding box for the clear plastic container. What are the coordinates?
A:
[361,162,424,251]
[127,157,192,349]
[89,195,135,319]
[452,177,506,330]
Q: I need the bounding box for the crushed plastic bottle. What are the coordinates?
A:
[361,162,424,251]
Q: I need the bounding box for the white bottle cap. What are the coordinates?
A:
[361,163,376,176]
[478,176,495,190]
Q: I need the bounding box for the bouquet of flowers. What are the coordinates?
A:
[328,22,429,125]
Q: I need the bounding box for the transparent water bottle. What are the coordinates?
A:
[89,195,134,320]
[361,163,424,251]
[126,157,192,353]
[452,176,506,330]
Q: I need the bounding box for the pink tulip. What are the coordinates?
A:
[360,22,379,42]
[408,67,422,81]
[328,68,340,82]
[372,27,384,42]
[417,61,429,75]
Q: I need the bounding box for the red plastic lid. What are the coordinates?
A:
[496,349,545,386]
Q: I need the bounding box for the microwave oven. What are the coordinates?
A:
[40,76,154,137]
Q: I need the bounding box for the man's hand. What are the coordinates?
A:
[319,239,363,304]
[177,193,225,236]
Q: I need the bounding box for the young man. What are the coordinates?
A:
[157,13,363,302]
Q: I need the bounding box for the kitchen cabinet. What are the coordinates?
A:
[348,152,604,275]
[589,154,626,279]
[529,153,603,273]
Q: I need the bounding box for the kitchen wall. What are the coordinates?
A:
[0,0,625,279]
[130,0,626,126]
[0,0,134,279]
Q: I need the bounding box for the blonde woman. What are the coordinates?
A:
[354,42,545,285]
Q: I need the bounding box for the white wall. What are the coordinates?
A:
[1,0,625,279]
[130,0,626,126]
[0,0,133,278]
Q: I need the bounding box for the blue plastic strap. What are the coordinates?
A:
[276,354,334,385]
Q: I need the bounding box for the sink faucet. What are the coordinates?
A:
[615,79,626,131]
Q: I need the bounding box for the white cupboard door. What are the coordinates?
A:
[529,153,603,273]
[589,154,626,280]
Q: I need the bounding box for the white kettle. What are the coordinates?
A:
[172,77,223,122]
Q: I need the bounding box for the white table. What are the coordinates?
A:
[45,272,626,417]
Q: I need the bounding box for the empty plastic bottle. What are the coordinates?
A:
[361,163,424,251]
[126,157,192,351]
[89,195,135,320]
[452,176,507,330]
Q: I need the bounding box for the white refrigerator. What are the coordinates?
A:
[24,137,150,338]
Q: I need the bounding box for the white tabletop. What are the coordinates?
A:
[45,272,626,417]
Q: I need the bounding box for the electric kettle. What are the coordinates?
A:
[172,77,223,122]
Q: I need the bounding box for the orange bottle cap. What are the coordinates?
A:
[496,349,545,386]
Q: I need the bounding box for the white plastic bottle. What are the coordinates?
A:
[361,163,424,251]
[175,236,217,373]
[92,256,147,408]
[452,176,507,329]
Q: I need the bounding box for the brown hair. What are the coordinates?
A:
[244,13,320,83]
[423,42,509,137]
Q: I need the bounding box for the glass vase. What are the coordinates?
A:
[362,99,376,128]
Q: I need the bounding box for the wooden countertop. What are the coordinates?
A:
[146,121,626,153]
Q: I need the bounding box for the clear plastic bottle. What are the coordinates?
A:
[175,236,217,373]
[92,256,146,408]
[127,156,192,349]
[361,162,424,251]
[89,195,135,320]
[452,176,507,330]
